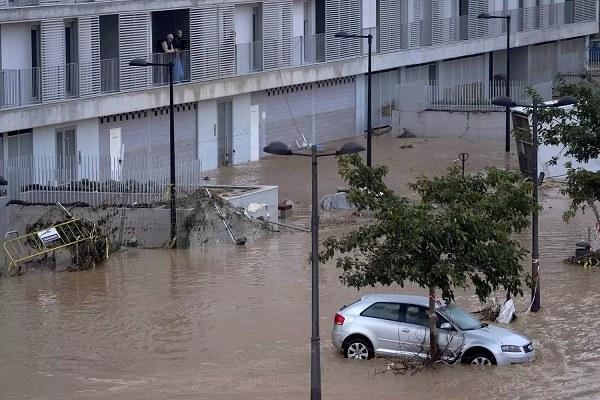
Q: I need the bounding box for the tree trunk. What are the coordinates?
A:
[428,286,439,361]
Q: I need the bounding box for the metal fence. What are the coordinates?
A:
[3,155,203,206]
[396,80,553,112]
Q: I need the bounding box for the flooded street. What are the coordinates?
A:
[1,137,600,399]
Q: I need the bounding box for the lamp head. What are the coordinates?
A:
[336,142,365,156]
[129,58,149,67]
[334,31,351,38]
[492,96,517,108]
[555,96,577,107]
[0,175,7,186]
[477,12,492,19]
[263,141,293,156]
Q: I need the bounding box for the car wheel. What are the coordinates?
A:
[345,338,373,360]
[470,355,493,366]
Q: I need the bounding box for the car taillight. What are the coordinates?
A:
[334,313,345,325]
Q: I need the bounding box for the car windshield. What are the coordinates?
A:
[439,304,483,331]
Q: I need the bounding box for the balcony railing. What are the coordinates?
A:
[0,67,41,109]
[361,27,380,55]
[151,50,190,85]
[292,34,325,66]
[101,58,120,93]
[65,62,79,97]
[236,41,263,75]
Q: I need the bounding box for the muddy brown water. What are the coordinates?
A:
[1,137,599,399]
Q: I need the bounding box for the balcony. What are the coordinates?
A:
[361,27,380,55]
[236,41,263,75]
[65,62,79,98]
[5,0,39,7]
[151,50,190,85]
[0,67,41,109]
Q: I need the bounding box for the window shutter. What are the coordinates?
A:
[218,5,236,78]
[119,12,150,92]
[41,19,65,102]
[190,6,219,81]
[468,0,488,39]
[325,0,362,61]
[78,16,100,97]
[379,0,402,52]
[263,0,293,70]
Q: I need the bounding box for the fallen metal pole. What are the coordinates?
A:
[256,217,310,232]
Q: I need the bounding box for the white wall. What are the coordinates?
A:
[233,93,252,164]
[197,99,218,171]
[1,23,33,70]
[235,4,254,44]
[362,0,376,29]
[32,125,55,157]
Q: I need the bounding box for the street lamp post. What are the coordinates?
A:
[263,141,365,400]
[129,58,177,247]
[492,95,576,312]
[478,12,512,157]
[335,31,373,167]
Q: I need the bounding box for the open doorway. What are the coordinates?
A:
[151,9,190,85]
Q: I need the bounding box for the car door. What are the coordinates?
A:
[359,302,402,355]
[398,304,429,357]
[398,305,464,360]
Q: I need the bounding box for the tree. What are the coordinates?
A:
[536,79,600,223]
[320,156,536,361]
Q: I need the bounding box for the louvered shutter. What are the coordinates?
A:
[575,0,596,22]
[431,0,446,45]
[379,0,402,52]
[263,0,293,70]
[408,0,421,48]
[218,5,236,78]
[119,12,150,92]
[41,19,65,102]
[325,0,362,61]
[78,16,100,97]
[468,0,488,39]
[190,6,219,81]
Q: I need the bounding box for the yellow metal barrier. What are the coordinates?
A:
[3,218,97,275]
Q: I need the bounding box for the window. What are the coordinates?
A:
[403,305,429,327]
[361,302,401,321]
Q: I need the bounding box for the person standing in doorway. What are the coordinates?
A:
[162,34,183,82]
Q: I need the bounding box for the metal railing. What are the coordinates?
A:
[3,154,204,206]
[101,58,120,93]
[292,34,326,66]
[65,62,79,97]
[424,80,550,111]
[0,67,41,109]
[151,50,190,85]
[361,27,379,55]
[235,41,263,75]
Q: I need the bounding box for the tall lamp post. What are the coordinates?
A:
[335,31,373,167]
[129,58,177,247]
[263,141,364,400]
[492,95,576,312]
[478,12,512,158]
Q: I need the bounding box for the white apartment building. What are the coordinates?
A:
[0,0,597,183]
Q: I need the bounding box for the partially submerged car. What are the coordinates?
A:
[332,294,535,366]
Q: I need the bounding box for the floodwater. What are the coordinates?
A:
[1,137,600,399]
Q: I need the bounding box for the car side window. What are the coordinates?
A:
[360,302,401,322]
[402,305,429,327]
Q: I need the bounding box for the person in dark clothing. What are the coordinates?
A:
[173,30,185,51]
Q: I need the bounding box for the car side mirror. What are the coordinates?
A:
[440,322,452,330]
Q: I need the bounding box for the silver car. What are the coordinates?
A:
[332,294,536,366]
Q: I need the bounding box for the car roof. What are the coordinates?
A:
[359,294,436,308]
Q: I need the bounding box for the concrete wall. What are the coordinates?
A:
[0,22,33,70]
[292,0,304,37]
[235,4,255,44]
[399,109,506,138]
[362,0,376,28]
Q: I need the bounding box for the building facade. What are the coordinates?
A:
[0,0,597,182]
